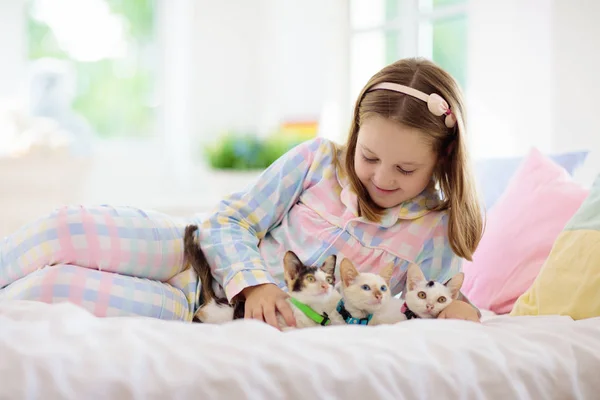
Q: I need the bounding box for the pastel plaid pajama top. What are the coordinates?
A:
[198,137,461,302]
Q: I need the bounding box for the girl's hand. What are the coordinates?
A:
[437,300,480,322]
[240,283,297,330]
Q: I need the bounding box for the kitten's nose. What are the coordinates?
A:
[374,291,382,300]
[320,283,329,290]
[426,304,434,311]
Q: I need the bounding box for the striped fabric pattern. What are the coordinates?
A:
[1,206,201,320]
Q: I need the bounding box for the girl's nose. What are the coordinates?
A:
[373,168,395,188]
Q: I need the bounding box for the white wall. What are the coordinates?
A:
[191,1,267,142]
[0,0,26,100]
[185,0,600,163]
[265,0,351,143]
[188,0,350,148]
[157,0,196,184]
[552,0,600,154]
[467,0,600,159]
[467,0,554,158]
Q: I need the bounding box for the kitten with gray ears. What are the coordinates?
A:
[370,263,464,325]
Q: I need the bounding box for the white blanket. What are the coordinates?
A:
[1,301,599,399]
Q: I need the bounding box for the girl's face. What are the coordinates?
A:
[354,116,438,209]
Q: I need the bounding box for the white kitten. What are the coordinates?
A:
[371,263,464,325]
[328,258,394,325]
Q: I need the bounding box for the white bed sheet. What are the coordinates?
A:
[1,300,599,400]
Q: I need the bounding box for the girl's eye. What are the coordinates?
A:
[380,285,387,292]
[362,155,378,163]
[306,275,315,283]
[417,291,427,299]
[361,284,371,291]
[397,166,415,176]
[437,296,446,303]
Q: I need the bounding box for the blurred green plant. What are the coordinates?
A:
[204,133,306,170]
[27,0,156,138]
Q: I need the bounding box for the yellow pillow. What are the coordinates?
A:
[511,175,600,320]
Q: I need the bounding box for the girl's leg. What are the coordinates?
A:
[0,264,195,320]
[1,205,190,288]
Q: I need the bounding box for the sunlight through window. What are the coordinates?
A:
[27,0,157,139]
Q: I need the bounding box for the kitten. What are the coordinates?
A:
[370,263,464,325]
[183,225,244,322]
[328,258,394,325]
[183,225,338,329]
[277,251,340,330]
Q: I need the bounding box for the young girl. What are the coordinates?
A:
[0,58,483,326]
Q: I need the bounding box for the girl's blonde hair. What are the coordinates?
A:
[340,58,483,261]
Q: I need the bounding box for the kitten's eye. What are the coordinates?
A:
[417,291,426,299]
[326,277,334,284]
[437,296,447,303]
[305,275,315,283]
[380,285,387,292]
[361,284,371,291]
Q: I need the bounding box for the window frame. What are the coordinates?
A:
[348,0,468,95]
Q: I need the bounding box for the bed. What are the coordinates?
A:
[2,149,598,399]
[1,300,598,399]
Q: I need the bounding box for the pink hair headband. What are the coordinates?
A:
[368,82,457,128]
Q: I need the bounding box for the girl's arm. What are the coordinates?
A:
[457,292,481,318]
[415,213,462,286]
[198,137,334,302]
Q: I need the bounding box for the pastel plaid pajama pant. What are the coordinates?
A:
[0,205,203,321]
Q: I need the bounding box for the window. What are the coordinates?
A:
[349,0,467,100]
[26,0,158,139]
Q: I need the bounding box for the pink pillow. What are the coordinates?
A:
[462,148,589,314]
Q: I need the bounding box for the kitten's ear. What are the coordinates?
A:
[340,258,359,287]
[380,263,394,285]
[320,254,337,276]
[444,272,464,299]
[283,251,303,281]
[406,263,426,291]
